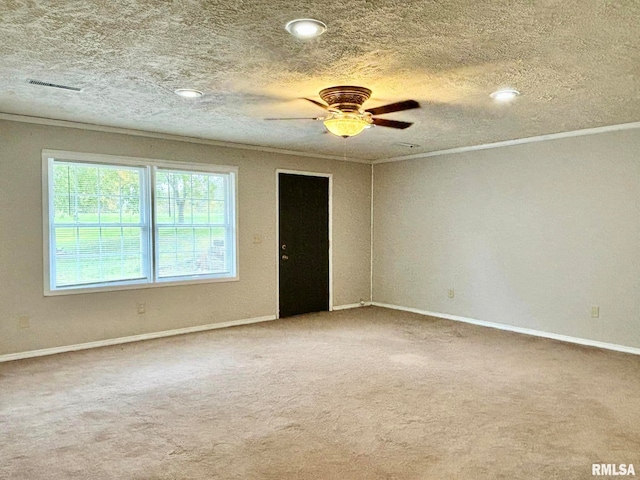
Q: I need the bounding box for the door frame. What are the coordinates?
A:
[275,169,333,319]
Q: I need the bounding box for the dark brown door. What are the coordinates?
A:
[278,173,329,318]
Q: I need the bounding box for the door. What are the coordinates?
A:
[278,173,330,318]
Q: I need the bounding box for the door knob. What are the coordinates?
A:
[281,254,289,260]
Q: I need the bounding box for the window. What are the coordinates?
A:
[43,150,237,295]
[154,169,234,280]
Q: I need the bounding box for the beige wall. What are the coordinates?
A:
[4,118,638,356]
[0,120,372,355]
[373,129,640,348]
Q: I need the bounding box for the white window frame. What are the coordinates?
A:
[42,150,239,296]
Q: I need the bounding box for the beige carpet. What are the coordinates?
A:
[2,307,640,479]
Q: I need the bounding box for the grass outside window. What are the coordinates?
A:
[43,151,238,295]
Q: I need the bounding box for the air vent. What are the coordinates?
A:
[395,142,421,149]
[27,79,83,92]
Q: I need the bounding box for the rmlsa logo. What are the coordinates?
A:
[592,464,635,476]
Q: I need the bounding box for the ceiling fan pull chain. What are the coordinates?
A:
[343,137,347,161]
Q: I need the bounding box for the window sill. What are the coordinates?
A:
[44,275,240,297]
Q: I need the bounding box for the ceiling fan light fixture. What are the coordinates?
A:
[285,19,327,39]
[490,88,520,101]
[174,88,203,98]
[323,113,371,138]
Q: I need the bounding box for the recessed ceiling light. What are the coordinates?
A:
[285,18,327,39]
[174,88,203,98]
[490,88,520,101]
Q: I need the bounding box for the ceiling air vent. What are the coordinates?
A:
[27,79,83,92]
[395,142,421,149]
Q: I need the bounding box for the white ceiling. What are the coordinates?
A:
[1,0,639,161]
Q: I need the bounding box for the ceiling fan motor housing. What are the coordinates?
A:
[319,86,372,113]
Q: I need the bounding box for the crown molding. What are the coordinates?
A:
[374,121,640,164]
[4,112,639,166]
[0,112,371,164]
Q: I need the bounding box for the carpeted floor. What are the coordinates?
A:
[1,306,640,479]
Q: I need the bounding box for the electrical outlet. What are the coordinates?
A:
[137,303,146,315]
[591,306,600,318]
[18,315,30,329]
[448,289,455,299]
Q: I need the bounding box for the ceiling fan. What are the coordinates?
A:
[265,86,420,138]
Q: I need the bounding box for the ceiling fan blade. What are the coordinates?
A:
[365,100,420,116]
[371,118,414,129]
[264,117,323,121]
[302,98,329,110]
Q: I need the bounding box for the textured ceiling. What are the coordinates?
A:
[1,0,639,161]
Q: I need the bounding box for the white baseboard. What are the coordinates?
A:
[9,304,635,362]
[333,302,371,311]
[372,302,640,356]
[0,314,277,363]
